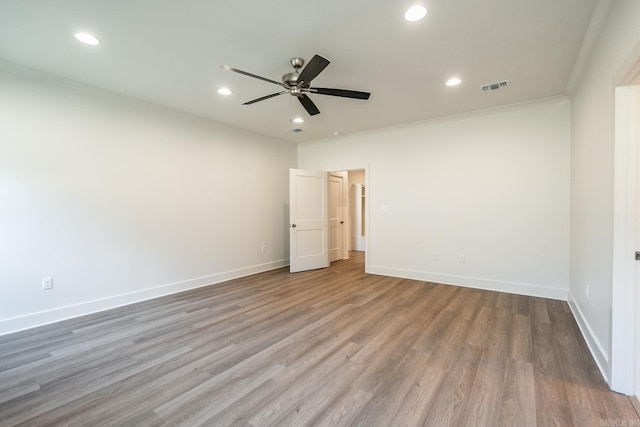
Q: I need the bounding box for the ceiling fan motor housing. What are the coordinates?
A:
[282,72,299,87]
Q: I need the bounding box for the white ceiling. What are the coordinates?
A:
[0,0,599,143]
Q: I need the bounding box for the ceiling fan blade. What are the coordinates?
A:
[297,55,330,87]
[243,91,287,105]
[222,65,288,88]
[298,94,320,116]
[311,87,371,100]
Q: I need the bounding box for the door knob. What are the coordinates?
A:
[291,224,297,228]
[340,221,344,224]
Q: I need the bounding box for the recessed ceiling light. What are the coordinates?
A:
[217,87,232,95]
[446,78,462,87]
[404,6,427,21]
[74,32,100,46]
[291,117,304,124]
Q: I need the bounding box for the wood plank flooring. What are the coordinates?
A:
[0,252,637,426]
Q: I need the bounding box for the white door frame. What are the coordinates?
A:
[611,44,640,395]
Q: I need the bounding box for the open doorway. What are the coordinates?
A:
[328,169,366,268]
[347,170,366,254]
[290,167,369,273]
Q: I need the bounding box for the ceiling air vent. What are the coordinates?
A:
[288,128,303,133]
[481,80,509,92]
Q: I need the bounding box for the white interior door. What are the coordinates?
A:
[289,169,329,273]
[612,80,640,394]
[633,84,640,397]
[329,172,347,262]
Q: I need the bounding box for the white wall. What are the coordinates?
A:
[569,0,640,383]
[299,96,571,300]
[0,62,296,335]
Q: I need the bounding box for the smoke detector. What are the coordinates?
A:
[481,80,509,92]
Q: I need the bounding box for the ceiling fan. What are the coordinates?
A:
[222,54,371,116]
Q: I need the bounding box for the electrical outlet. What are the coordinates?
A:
[586,284,590,299]
[433,251,439,261]
[261,244,267,254]
[459,254,465,263]
[42,277,53,290]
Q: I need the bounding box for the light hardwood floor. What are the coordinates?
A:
[0,252,638,426]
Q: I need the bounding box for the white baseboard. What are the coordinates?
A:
[0,259,289,337]
[351,237,365,252]
[366,265,568,300]
[566,291,610,384]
